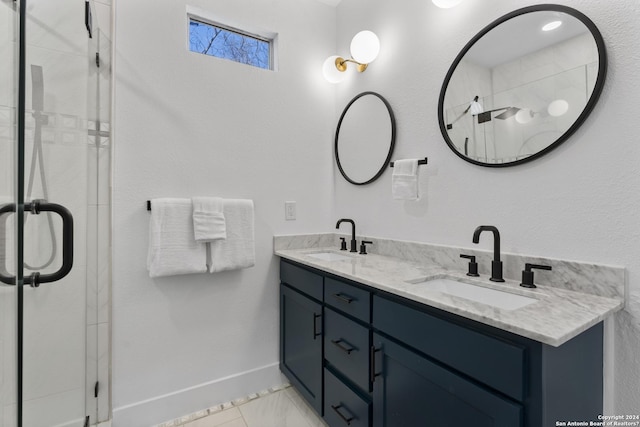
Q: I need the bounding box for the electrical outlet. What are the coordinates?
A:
[285,201,296,220]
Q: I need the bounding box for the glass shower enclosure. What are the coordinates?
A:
[1,0,111,426]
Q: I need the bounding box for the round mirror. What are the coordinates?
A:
[335,92,396,185]
[438,5,606,167]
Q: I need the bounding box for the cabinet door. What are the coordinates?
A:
[280,284,323,414]
[372,334,522,427]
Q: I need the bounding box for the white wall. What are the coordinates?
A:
[334,0,640,414]
[111,0,336,424]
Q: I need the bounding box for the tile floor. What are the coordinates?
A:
[180,386,327,427]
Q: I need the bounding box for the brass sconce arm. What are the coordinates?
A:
[335,57,369,72]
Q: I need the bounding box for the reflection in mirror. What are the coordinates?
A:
[335,92,396,185]
[439,5,606,167]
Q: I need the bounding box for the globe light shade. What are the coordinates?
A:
[469,101,484,115]
[548,99,569,117]
[350,31,380,64]
[322,56,346,83]
[515,108,534,124]
[432,0,464,9]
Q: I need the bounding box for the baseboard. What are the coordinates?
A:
[113,362,284,427]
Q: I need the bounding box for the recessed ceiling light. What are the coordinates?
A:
[432,0,464,9]
[542,21,563,31]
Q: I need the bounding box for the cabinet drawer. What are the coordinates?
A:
[324,368,370,427]
[324,307,370,392]
[325,277,370,322]
[373,295,526,401]
[280,260,323,301]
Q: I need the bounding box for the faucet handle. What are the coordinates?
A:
[520,263,552,288]
[359,241,373,255]
[339,237,347,251]
[460,254,479,277]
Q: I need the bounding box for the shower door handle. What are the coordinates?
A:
[0,201,74,286]
[23,200,74,287]
[0,203,16,285]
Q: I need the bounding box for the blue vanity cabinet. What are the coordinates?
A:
[280,262,324,415]
[372,293,603,427]
[279,259,604,426]
[371,333,523,427]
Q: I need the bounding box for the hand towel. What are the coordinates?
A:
[192,197,226,242]
[147,198,207,278]
[392,159,419,200]
[208,199,255,273]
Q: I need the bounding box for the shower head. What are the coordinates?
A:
[31,65,44,112]
[494,107,520,120]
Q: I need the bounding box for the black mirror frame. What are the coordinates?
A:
[335,91,397,185]
[437,4,607,168]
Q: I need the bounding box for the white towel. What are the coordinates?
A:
[192,197,226,242]
[208,199,255,273]
[392,159,419,200]
[147,198,207,278]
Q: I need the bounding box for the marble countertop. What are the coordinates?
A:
[275,247,624,347]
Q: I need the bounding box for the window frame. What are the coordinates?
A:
[186,8,276,71]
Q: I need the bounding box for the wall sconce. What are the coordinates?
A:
[323,30,380,83]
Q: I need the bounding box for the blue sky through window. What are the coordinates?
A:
[189,19,271,70]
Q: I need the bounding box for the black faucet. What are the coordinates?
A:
[336,219,357,253]
[520,263,552,288]
[472,225,504,282]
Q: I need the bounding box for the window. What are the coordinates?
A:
[188,18,272,70]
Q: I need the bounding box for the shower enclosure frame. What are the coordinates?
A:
[3,0,112,425]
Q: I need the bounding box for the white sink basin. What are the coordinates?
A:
[307,252,353,262]
[408,277,537,311]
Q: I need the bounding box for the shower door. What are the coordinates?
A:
[1,0,109,426]
[1,0,19,426]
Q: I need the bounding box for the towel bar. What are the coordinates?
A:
[389,157,428,167]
